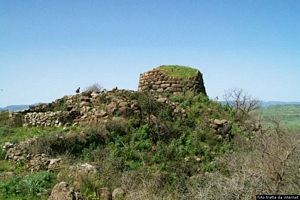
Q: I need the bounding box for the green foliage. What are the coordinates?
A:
[0,111,10,126]
[0,159,11,171]
[0,171,53,198]
[19,171,53,195]
[98,93,112,104]
[53,98,68,111]
[0,111,23,127]
[13,160,26,174]
[135,91,164,124]
[0,127,56,146]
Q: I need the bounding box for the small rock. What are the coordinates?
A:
[214,119,222,126]
[48,158,62,172]
[97,187,111,200]
[195,157,201,162]
[106,102,117,115]
[221,119,228,124]
[156,97,167,103]
[118,101,128,107]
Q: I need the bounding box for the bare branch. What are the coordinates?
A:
[223,88,261,123]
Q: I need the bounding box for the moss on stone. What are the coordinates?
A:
[156,65,198,80]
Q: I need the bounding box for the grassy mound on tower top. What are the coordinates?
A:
[156,65,198,80]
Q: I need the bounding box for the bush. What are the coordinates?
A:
[85,83,103,93]
[0,171,53,198]
[19,171,53,195]
[0,110,9,126]
[0,111,23,127]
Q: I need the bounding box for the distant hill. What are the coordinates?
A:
[219,101,300,108]
[0,103,43,112]
[261,101,300,107]
[0,105,30,112]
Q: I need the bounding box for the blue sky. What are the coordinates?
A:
[0,0,299,107]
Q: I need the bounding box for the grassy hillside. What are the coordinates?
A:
[0,91,299,199]
[258,104,300,129]
[156,65,198,80]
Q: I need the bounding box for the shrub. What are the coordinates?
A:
[0,111,24,127]
[105,117,130,137]
[85,83,103,93]
[0,110,9,126]
[98,93,112,104]
[19,171,53,195]
[0,171,53,198]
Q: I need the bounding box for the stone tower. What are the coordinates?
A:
[138,65,207,95]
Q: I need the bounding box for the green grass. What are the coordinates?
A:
[0,125,86,146]
[156,65,198,80]
[0,126,58,145]
[258,105,300,129]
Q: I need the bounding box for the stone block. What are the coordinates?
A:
[161,84,170,88]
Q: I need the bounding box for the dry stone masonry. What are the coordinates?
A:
[2,140,62,172]
[138,65,207,95]
[7,66,207,127]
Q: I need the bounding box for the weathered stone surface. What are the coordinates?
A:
[81,90,92,97]
[119,107,133,117]
[80,101,90,107]
[161,83,170,88]
[2,142,13,152]
[3,138,64,172]
[214,119,223,126]
[157,97,167,103]
[106,102,117,115]
[118,101,129,107]
[95,110,107,117]
[97,187,111,200]
[76,163,98,174]
[48,182,84,200]
[210,119,233,138]
[23,111,80,127]
[138,66,207,95]
[48,158,62,172]
[91,91,99,98]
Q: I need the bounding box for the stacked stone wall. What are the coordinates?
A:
[138,68,206,95]
[12,89,187,127]
[23,111,80,127]
[7,67,206,127]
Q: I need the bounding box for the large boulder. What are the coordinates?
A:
[48,182,84,200]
